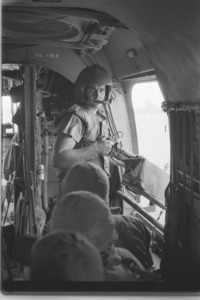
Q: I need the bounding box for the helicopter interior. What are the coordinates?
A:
[1,0,200,293]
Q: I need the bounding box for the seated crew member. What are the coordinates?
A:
[56,162,153,269]
[45,161,120,232]
[57,161,110,205]
[49,191,159,281]
[53,64,114,197]
[14,230,104,281]
[56,161,121,211]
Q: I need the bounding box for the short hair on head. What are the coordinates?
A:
[62,161,109,205]
[50,191,115,252]
[30,229,104,281]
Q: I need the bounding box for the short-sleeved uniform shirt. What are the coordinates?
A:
[55,105,111,182]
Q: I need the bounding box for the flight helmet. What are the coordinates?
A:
[74,64,112,105]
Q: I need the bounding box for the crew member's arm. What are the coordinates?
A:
[53,132,113,169]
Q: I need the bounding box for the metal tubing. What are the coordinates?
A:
[116,190,164,232]
[125,186,166,210]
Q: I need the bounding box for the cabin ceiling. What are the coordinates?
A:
[2,6,126,52]
[2,0,200,103]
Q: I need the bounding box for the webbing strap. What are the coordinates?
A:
[182,111,187,197]
[189,112,194,207]
[189,112,195,265]
[96,120,103,141]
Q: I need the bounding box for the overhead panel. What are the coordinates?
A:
[2,7,124,54]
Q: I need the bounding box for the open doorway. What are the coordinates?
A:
[131,80,170,226]
[132,81,170,173]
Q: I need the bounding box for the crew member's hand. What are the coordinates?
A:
[97,139,114,156]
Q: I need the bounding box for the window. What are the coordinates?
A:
[132,81,170,173]
[131,81,170,225]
